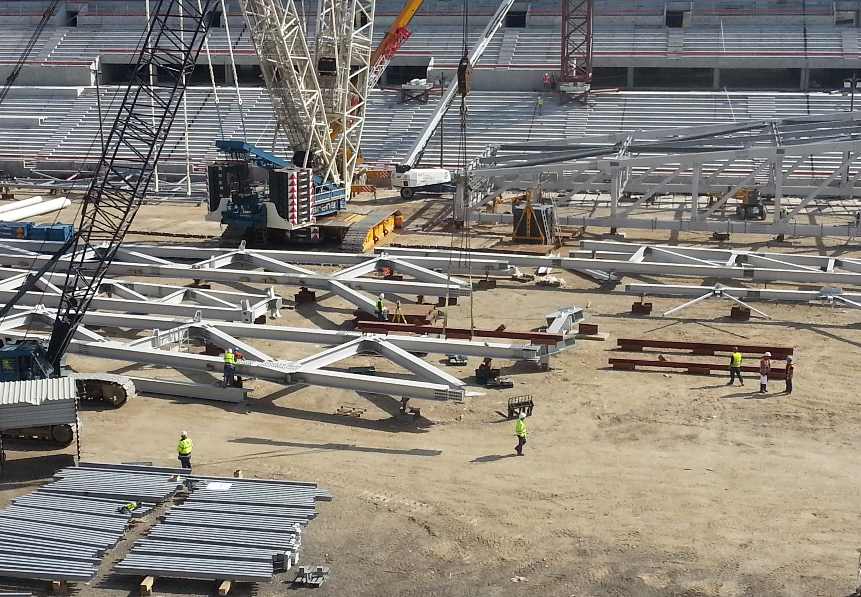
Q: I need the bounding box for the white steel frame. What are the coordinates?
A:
[460,114,861,238]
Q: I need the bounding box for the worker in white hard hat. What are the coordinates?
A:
[177,431,193,470]
[514,412,528,456]
[375,293,386,321]
[759,352,772,394]
[784,355,795,395]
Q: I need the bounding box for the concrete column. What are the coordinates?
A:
[800,68,810,91]
[712,68,720,90]
[626,67,635,88]
[225,63,235,86]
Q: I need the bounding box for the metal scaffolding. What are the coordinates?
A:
[460,113,861,238]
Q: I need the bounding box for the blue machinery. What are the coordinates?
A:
[207,140,347,243]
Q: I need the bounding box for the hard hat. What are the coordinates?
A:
[764,352,771,357]
[379,293,384,299]
[180,431,188,438]
[518,412,526,420]
[786,355,793,362]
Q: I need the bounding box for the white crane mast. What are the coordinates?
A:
[239,0,340,183]
[240,0,375,190]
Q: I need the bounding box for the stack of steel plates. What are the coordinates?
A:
[112,465,332,584]
[0,464,182,583]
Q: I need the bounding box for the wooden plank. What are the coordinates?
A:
[140,576,155,596]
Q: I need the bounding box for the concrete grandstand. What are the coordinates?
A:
[0,0,859,185]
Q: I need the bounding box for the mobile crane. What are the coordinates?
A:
[208,0,384,246]
[0,0,214,445]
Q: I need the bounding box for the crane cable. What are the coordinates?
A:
[443,0,474,335]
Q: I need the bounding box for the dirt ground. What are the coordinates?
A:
[2,195,861,597]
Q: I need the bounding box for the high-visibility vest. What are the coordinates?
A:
[178,438,193,456]
[376,299,383,312]
[515,419,527,438]
[224,351,235,365]
[731,352,742,367]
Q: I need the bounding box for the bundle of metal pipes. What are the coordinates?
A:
[0,466,178,583]
[108,463,331,584]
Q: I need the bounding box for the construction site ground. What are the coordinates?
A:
[2,193,861,596]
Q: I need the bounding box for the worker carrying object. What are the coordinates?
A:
[177,431,193,470]
[727,347,744,386]
[514,412,527,456]
[759,352,771,394]
[223,348,235,387]
[376,293,387,321]
[784,356,794,395]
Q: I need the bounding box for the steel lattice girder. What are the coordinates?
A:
[376,245,861,287]
[0,243,472,314]
[462,114,861,236]
[0,307,466,402]
[560,0,592,84]
[0,307,558,401]
[624,283,861,309]
[0,267,280,322]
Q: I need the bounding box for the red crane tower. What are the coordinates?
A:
[560,0,593,99]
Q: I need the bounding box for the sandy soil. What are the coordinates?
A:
[1,195,861,596]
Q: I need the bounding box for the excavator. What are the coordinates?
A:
[0,0,214,447]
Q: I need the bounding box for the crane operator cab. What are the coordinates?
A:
[0,340,54,382]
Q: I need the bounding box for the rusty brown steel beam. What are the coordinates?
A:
[616,339,793,358]
[609,358,787,379]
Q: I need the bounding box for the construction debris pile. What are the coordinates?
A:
[0,463,330,589]
[114,463,332,583]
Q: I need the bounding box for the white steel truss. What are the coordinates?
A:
[0,241,472,315]
[0,267,281,322]
[625,283,861,310]
[460,114,861,238]
[375,244,861,288]
[0,306,568,402]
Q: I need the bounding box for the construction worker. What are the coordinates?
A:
[375,293,387,321]
[223,347,235,387]
[536,95,544,115]
[759,352,772,393]
[514,412,527,456]
[728,347,744,386]
[542,72,551,90]
[177,431,193,470]
[784,356,794,395]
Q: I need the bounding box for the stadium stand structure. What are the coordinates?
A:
[0,0,860,184]
[0,88,856,175]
